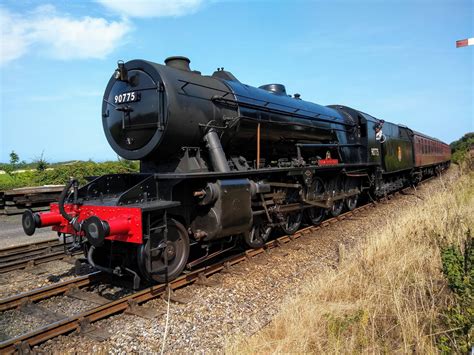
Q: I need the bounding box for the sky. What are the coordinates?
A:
[0,0,472,163]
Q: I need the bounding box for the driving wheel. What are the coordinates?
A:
[281,211,303,235]
[305,177,327,226]
[345,194,358,211]
[138,218,190,283]
[245,217,272,248]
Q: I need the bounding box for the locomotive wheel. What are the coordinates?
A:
[345,195,358,211]
[137,219,190,283]
[245,218,272,248]
[330,176,344,217]
[280,186,303,235]
[305,177,326,226]
[281,212,303,235]
[330,200,344,217]
[306,207,325,225]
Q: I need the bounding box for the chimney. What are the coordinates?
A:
[164,56,191,71]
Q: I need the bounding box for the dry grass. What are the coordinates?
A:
[228,170,474,354]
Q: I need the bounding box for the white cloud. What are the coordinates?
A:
[0,6,130,66]
[97,0,204,18]
[0,8,31,65]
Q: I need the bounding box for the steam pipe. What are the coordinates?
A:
[59,179,74,222]
[58,179,80,231]
[87,245,116,274]
[204,130,230,172]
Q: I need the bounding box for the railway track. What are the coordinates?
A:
[0,238,82,274]
[0,271,104,312]
[0,204,376,353]
[0,177,437,353]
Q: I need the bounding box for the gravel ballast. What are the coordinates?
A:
[0,173,453,353]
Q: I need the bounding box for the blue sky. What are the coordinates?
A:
[0,0,472,163]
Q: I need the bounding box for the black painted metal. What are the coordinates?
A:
[204,130,230,172]
[190,179,252,241]
[102,58,354,168]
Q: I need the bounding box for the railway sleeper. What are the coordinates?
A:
[77,317,111,342]
[124,299,163,319]
[18,299,65,323]
[64,286,109,305]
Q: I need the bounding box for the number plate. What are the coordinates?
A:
[114,91,140,104]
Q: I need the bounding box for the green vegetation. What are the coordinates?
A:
[34,151,48,172]
[9,151,19,165]
[450,132,474,165]
[0,151,139,191]
[438,232,473,353]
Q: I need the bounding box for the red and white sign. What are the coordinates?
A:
[456,38,474,47]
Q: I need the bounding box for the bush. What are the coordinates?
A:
[0,160,139,191]
[0,171,36,190]
[437,233,474,353]
[32,161,139,186]
[450,133,474,167]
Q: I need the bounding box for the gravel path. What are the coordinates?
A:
[1,172,453,353]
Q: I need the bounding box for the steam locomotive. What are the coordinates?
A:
[22,56,451,286]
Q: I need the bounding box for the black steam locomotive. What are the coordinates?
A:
[22,56,451,286]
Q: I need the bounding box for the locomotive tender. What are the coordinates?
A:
[22,56,451,285]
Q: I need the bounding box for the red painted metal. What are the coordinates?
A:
[38,211,63,227]
[318,158,339,166]
[108,218,132,236]
[456,39,468,48]
[413,133,451,167]
[46,203,143,244]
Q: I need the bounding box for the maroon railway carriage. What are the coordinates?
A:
[413,131,451,175]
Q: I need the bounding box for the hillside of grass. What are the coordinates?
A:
[229,167,473,353]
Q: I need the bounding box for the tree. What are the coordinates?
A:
[9,151,19,165]
[450,133,474,153]
[35,151,48,172]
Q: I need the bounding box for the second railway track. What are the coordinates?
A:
[0,239,82,274]
[0,271,104,312]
